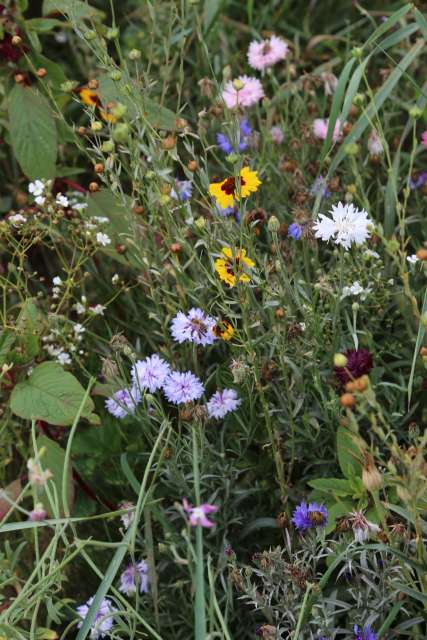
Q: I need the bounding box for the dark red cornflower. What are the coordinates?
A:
[335,348,373,385]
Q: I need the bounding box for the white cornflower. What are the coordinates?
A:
[28,180,45,196]
[407,254,419,265]
[96,232,111,246]
[56,194,69,207]
[314,202,372,250]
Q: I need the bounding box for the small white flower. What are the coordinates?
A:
[73,301,86,315]
[8,213,26,226]
[72,202,88,211]
[35,196,46,206]
[93,216,109,224]
[341,281,372,300]
[364,249,380,260]
[90,304,106,316]
[56,193,69,207]
[314,202,372,250]
[28,180,45,196]
[407,254,419,265]
[96,232,111,246]
[56,351,71,366]
[112,273,119,285]
[73,323,85,335]
[52,276,62,286]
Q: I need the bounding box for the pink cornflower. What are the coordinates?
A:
[270,126,284,144]
[421,130,427,147]
[313,117,342,142]
[247,35,288,71]
[222,75,264,109]
[183,498,218,528]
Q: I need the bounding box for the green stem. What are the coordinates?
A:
[192,425,206,640]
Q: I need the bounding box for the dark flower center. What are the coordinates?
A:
[308,510,325,525]
[221,176,246,195]
[262,43,272,55]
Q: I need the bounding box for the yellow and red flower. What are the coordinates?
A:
[209,167,261,209]
[215,247,255,287]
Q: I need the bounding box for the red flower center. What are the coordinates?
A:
[221,176,246,195]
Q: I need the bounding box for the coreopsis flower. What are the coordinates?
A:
[105,387,141,418]
[29,503,47,521]
[170,308,217,346]
[222,75,264,109]
[320,71,338,95]
[288,223,302,239]
[421,130,427,147]
[353,625,377,640]
[131,354,171,393]
[313,117,342,142]
[347,510,380,543]
[27,459,53,487]
[270,125,284,144]
[216,119,252,154]
[209,167,261,209]
[183,498,218,528]
[215,247,255,287]
[291,502,328,532]
[162,371,204,404]
[313,202,372,250]
[170,179,192,202]
[79,87,101,107]
[367,129,383,155]
[207,389,241,419]
[76,596,116,639]
[334,348,373,385]
[119,560,149,595]
[247,35,288,70]
[212,320,234,341]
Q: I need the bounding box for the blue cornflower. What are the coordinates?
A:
[216,120,252,154]
[171,179,192,202]
[291,501,328,532]
[310,175,331,199]
[354,625,377,640]
[163,371,204,405]
[288,222,303,240]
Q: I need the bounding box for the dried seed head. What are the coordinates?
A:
[88,182,99,192]
[362,455,383,492]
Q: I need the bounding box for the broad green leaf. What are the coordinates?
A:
[26,18,64,32]
[8,85,57,180]
[29,52,68,87]
[336,424,363,479]
[43,0,103,19]
[10,362,98,426]
[11,298,43,364]
[36,435,74,516]
[308,477,352,496]
[0,331,15,367]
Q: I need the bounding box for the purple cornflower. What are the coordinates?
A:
[170,308,217,346]
[76,597,116,638]
[291,501,328,532]
[171,179,192,202]
[354,625,377,640]
[119,560,149,595]
[206,388,241,419]
[334,348,373,385]
[131,354,171,393]
[310,175,331,199]
[105,387,141,419]
[408,172,427,190]
[216,119,252,154]
[288,222,302,240]
[183,498,218,528]
[163,371,204,404]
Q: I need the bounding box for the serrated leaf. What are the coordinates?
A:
[8,85,57,179]
[36,435,74,516]
[10,362,97,426]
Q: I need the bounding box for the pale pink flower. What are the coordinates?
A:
[29,503,47,521]
[313,117,342,142]
[320,71,338,96]
[183,498,218,528]
[421,130,427,147]
[247,35,288,71]
[368,129,383,156]
[270,126,284,144]
[222,75,264,109]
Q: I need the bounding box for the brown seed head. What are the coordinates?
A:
[187,159,198,171]
[162,135,176,150]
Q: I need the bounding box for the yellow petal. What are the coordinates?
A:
[221,247,232,259]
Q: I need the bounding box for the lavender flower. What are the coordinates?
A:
[206,389,241,419]
[288,223,302,240]
[163,371,204,404]
[170,308,217,346]
[216,119,252,154]
[105,387,141,419]
[119,560,149,595]
[291,501,328,532]
[408,172,427,190]
[171,179,193,202]
[183,498,218,527]
[354,625,377,640]
[131,354,171,393]
[76,597,116,639]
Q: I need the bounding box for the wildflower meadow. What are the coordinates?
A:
[0,1,427,639]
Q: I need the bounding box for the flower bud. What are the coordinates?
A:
[36,67,47,78]
[232,78,244,91]
[161,135,176,150]
[345,142,359,156]
[362,456,382,492]
[11,35,22,46]
[340,392,355,408]
[187,159,198,171]
[409,106,422,119]
[334,353,348,368]
[61,80,78,92]
[416,248,427,261]
[112,123,130,143]
[128,48,141,60]
[353,92,365,106]
[84,30,97,41]
[91,121,103,132]
[101,139,115,152]
[111,102,127,118]
[351,47,363,59]
[267,215,280,233]
[101,357,118,379]
[106,27,119,40]
[109,70,122,81]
